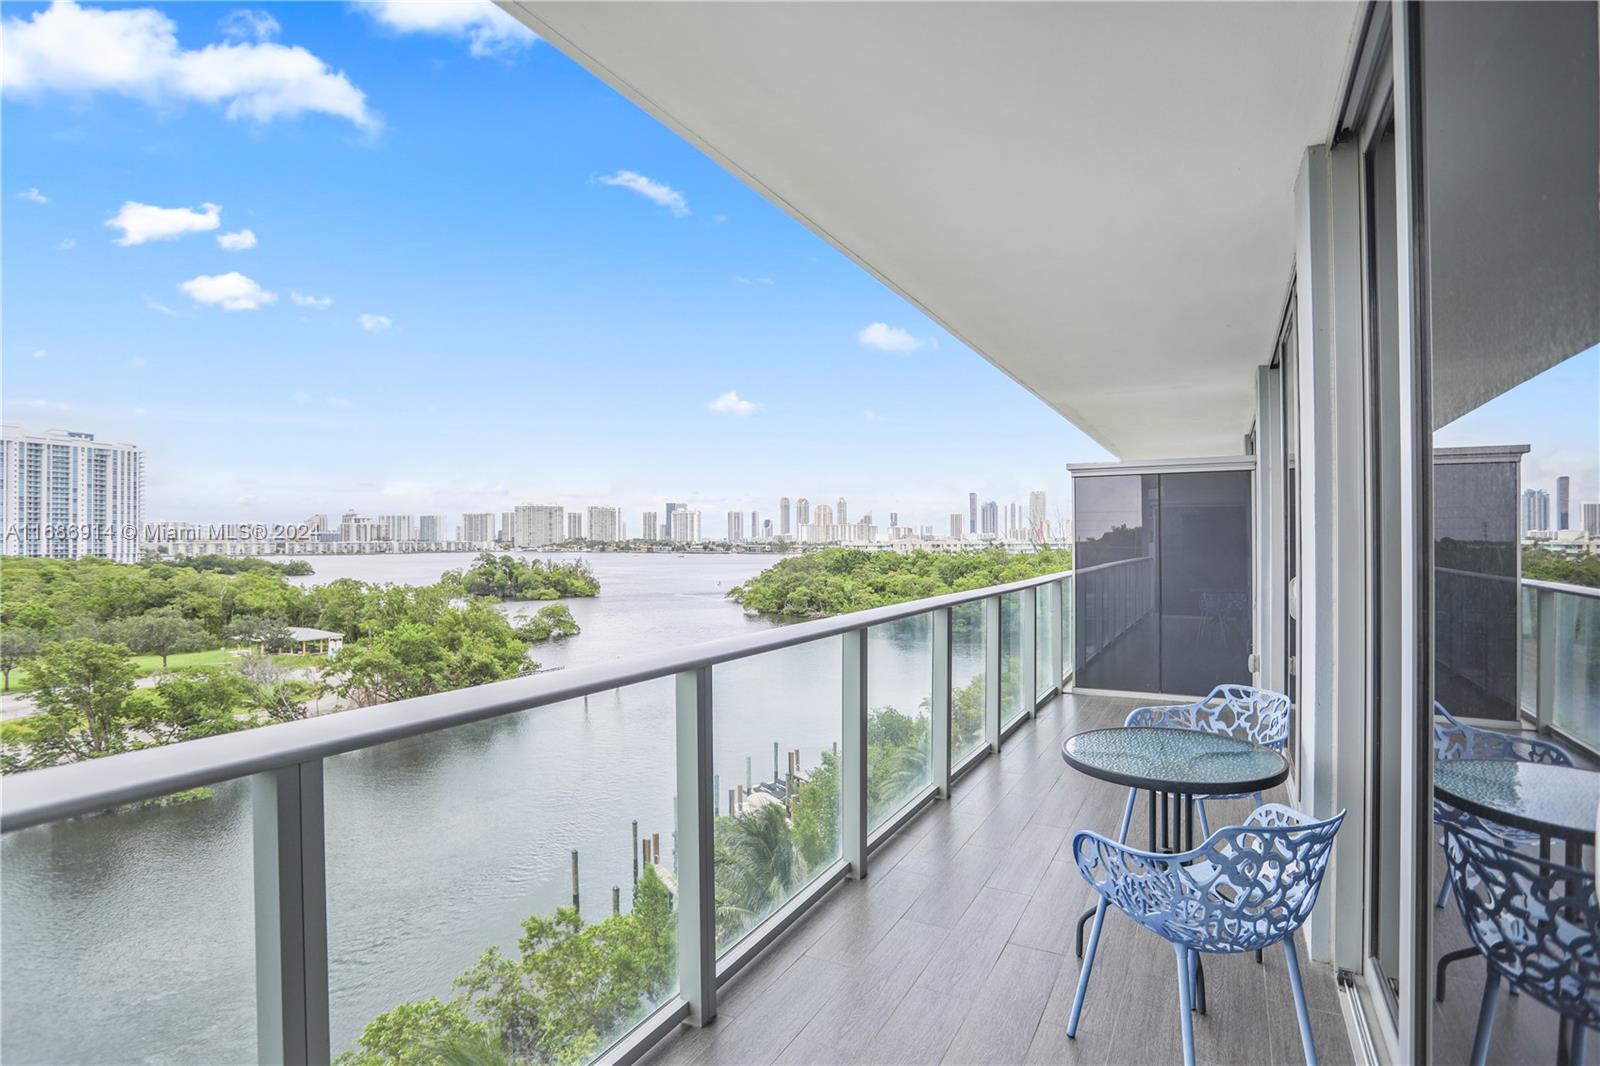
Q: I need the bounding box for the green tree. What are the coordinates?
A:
[515,605,581,643]
[1523,546,1600,589]
[729,547,1072,618]
[17,639,140,768]
[0,625,43,692]
[124,669,253,744]
[328,601,534,707]
[713,803,803,946]
[790,750,840,870]
[108,606,212,667]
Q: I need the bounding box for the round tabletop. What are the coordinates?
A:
[1061,727,1290,795]
[1434,759,1600,844]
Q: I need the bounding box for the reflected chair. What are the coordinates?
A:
[1441,812,1600,1066]
[1116,685,1292,842]
[1067,804,1343,1066]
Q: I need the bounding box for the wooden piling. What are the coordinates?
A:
[570,849,580,913]
[773,741,780,783]
[632,820,639,887]
[613,885,621,916]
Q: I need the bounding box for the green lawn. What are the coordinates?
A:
[4,649,323,692]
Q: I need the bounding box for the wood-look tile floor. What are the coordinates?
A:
[640,693,1354,1066]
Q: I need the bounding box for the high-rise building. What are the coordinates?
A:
[418,515,446,543]
[514,504,564,548]
[813,502,834,527]
[641,511,660,540]
[1029,490,1048,539]
[796,497,811,526]
[949,513,963,539]
[587,506,622,543]
[726,511,744,542]
[837,497,848,526]
[1522,488,1552,534]
[981,500,999,535]
[889,511,898,527]
[670,508,701,543]
[461,513,495,544]
[339,511,382,543]
[1,425,144,563]
[378,514,414,541]
[567,512,584,540]
[1582,501,1600,537]
[499,512,515,543]
[968,492,978,533]
[750,510,760,540]
[1556,476,1571,530]
[779,497,792,536]
[762,519,772,538]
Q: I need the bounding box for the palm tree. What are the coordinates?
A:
[713,804,802,946]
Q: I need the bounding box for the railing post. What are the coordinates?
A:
[675,666,717,1026]
[1021,586,1039,717]
[253,760,330,1066]
[841,628,869,879]
[1535,586,1557,734]
[1046,581,1065,693]
[931,608,953,798]
[984,596,1002,752]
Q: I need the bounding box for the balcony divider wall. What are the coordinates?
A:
[1069,458,1255,701]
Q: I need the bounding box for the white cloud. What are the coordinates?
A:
[597,170,689,217]
[290,291,331,309]
[2,0,379,131]
[32,349,46,359]
[144,297,180,316]
[358,313,392,333]
[56,237,75,250]
[856,321,926,354]
[217,227,257,250]
[361,1,536,59]
[128,355,147,368]
[708,391,762,416]
[26,398,72,411]
[735,275,774,286]
[179,271,277,311]
[107,200,220,245]
[219,9,279,42]
[18,187,47,204]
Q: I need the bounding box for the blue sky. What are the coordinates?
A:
[3,1,1594,538]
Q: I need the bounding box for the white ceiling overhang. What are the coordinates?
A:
[506,1,1363,458]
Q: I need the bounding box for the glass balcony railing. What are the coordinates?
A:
[0,568,1072,1066]
[1519,578,1600,754]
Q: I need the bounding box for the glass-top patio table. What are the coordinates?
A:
[1434,759,1600,865]
[1062,727,1291,1013]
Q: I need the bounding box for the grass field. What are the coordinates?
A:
[4,649,323,693]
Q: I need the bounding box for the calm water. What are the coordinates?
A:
[1,553,969,1064]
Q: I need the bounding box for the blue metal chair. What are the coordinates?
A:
[1118,685,1292,841]
[1432,702,1573,910]
[1067,803,1344,1066]
[1441,811,1600,1066]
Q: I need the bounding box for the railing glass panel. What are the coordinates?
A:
[1001,592,1027,727]
[325,680,680,1064]
[951,602,987,764]
[1035,586,1057,701]
[712,638,842,955]
[1062,576,1075,680]
[1520,582,1538,716]
[1,782,258,1063]
[1549,589,1600,749]
[866,615,933,829]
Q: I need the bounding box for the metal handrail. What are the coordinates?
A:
[1522,577,1600,600]
[0,569,1072,833]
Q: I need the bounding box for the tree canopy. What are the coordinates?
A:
[727,547,1072,618]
